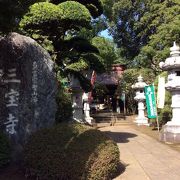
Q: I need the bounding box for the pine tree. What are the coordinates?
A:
[20,0,104,91]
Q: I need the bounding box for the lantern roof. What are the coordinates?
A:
[132,75,147,90]
[159,42,180,70]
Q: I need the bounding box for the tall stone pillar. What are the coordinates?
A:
[159,42,180,142]
[82,92,95,125]
[70,75,84,123]
[132,75,149,126]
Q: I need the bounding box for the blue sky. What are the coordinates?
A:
[99,29,113,39]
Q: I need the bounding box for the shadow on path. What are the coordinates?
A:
[102,131,137,143]
[100,131,137,178]
[101,131,136,178]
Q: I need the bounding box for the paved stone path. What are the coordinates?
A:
[100,125,180,180]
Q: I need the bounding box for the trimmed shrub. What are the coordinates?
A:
[20,1,91,32]
[0,131,11,168]
[159,105,172,126]
[24,123,120,180]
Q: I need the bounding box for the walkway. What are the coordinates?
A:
[100,124,180,180]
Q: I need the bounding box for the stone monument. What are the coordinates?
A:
[159,42,180,143]
[132,75,149,126]
[0,33,57,159]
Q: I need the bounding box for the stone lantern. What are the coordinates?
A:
[132,75,149,126]
[82,92,95,125]
[159,42,180,142]
[70,75,84,123]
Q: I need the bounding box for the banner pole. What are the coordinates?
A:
[153,83,160,132]
[156,110,160,132]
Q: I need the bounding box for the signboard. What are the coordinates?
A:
[157,76,165,109]
[145,85,157,119]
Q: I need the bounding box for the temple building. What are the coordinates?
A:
[91,64,126,113]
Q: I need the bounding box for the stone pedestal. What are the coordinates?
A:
[135,101,149,126]
[160,91,180,143]
[72,90,84,123]
[159,42,180,143]
[168,91,180,125]
[70,75,84,122]
[82,93,95,125]
[159,125,180,143]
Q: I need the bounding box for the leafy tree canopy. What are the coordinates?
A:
[103,0,180,71]
[20,1,91,36]
[92,37,118,71]
[0,0,44,34]
[0,0,103,34]
[140,4,180,68]
[49,0,103,18]
[20,0,105,92]
[121,68,155,93]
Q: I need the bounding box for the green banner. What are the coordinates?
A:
[144,85,157,119]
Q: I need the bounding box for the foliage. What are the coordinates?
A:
[109,0,148,59]
[101,0,114,21]
[0,131,11,168]
[56,90,72,123]
[0,0,44,34]
[55,73,72,122]
[92,37,118,71]
[154,72,172,126]
[104,0,180,69]
[121,68,155,93]
[20,0,104,92]
[137,0,180,69]
[120,68,155,114]
[93,83,109,98]
[23,123,120,180]
[65,59,89,73]
[64,37,99,54]
[20,2,91,35]
[49,0,103,18]
[92,16,108,35]
[82,53,105,73]
[158,105,172,126]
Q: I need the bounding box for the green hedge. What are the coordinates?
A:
[20,1,91,31]
[0,131,11,168]
[24,123,120,179]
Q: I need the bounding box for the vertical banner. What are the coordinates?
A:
[88,71,96,102]
[90,70,97,85]
[121,92,126,114]
[121,92,125,102]
[157,76,165,109]
[145,85,157,119]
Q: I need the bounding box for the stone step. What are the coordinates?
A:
[95,120,127,123]
[96,121,134,128]
[92,114,125,118]
[93,117,126,123]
